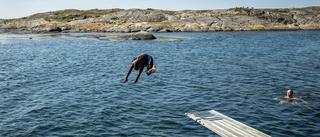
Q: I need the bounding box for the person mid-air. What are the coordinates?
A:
[124,53,156,83]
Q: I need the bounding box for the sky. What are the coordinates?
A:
[0,0,319,19]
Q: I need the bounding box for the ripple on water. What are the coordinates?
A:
[0,32,320,136]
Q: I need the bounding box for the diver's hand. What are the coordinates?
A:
[123,79,128,83]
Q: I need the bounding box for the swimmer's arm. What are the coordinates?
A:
[293,97,307,103]
[135,67,144,83]
[124,63,134,83]
[274,96,285,99]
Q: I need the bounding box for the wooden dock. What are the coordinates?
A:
[185,110,270,137]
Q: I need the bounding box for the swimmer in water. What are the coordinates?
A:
[124,53,156,83]
[275,89,307,103]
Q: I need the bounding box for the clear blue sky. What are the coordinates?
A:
[0,0,319,19]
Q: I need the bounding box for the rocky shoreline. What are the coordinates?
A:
[0,7,320,34]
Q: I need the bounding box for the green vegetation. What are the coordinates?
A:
[4,6,319,26]
[229,7,253,13]
[26,8,126,22]
[294,6,320,10]
[268,9,290,13]
[159,10,176,15]
[196,10,213,14]
[21,6,320,23]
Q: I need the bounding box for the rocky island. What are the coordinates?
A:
[0,7,319,34]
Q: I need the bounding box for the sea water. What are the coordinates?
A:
[0,31,319,136]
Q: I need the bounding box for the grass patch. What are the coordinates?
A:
[229,7,253,13]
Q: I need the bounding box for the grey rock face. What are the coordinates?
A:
[117,32,156,40]
[1,7,319,33]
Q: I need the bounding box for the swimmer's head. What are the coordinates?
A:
[287,89,293,98]
[147,65,156,75]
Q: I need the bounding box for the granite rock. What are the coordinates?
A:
[1,7,319,33]
[117,32,156,40]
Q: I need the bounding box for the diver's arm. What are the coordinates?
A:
[135,67,144,83]
[274,96,285,99]
[124,63,134,83]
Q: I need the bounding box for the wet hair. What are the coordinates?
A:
[288,89,293,93]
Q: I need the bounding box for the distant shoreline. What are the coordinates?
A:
[1,28,319,35]
[1,7,319,34]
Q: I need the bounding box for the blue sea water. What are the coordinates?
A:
[0,31,319,137]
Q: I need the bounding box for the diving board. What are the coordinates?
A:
[185,110,270,137]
